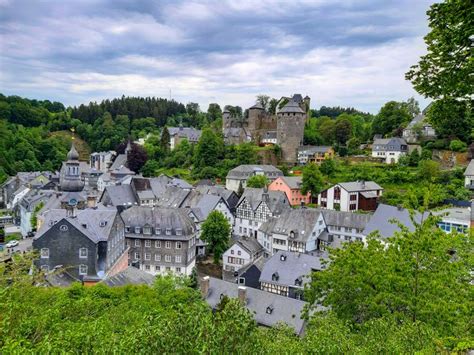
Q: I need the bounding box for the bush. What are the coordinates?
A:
[449,139,467,152]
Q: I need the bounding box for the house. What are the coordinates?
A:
[259,250,328,299]
[362,203,428,239]
[372,137,408,164]
[402,114,436,143]
[195,185,240,212]
[257,208,326,255]
[318,181,383,212]
[261,131,277,145]
[90,151,116,173]
[100,185,138,211]
[319,209,372,250]
[121,206,198,276]
[223,256,266,289]
[201,276,308,335]
[463,160,474,189]
[102,266,155,287]
[234,188,290,239]
[33,207,128,282]
[297,146,335,165]
[168,126,202,150]
[223,127,250,145]
[226,165,283,192]
[19,189,55,237]
[432,205,471,234]
[268,176,310,206]
[222,236,264,272]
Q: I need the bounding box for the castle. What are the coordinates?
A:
[223,94,310,164]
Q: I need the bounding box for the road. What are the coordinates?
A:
[4,237,33,254]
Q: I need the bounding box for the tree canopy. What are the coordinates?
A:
[200,210,231,264]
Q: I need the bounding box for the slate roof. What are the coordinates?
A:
[204,277,308,335]
[102,266,155,287]
[109,154,127,170]
[120,206,196,237]
[362,203,428,239]
[321,209,372,230]
[234,236,264,255]
[372,137,408,151]
[195,185,236,202]
[183,193,223,221]
[102,185,137,206]
[227,165,283,179]
[35,207,118,243]
[238,188,289,215]
[249,102,264,110]
[223,127,247,138]
[259,208,322,242]
[168,127,202,141]
[154,186,191,208]
[338,181,383,192]
[279,100,305,114]
[464,160,474,176]
[298,145,333,154]
[259,250,329,287]
[279,176,302,189]
[406,114,430,128]
[262,131,277,139]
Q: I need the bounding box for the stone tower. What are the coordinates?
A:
[247,102,264,140]
[277,99,306,164]
[223,108,232,129]
[303,95,311,122]
[60,142,84,192]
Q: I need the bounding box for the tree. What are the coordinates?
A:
[371,101,411,137]
[141,159,160,177]
[193,128,224,174]
[246,175,269,188]
[200,210,231,264]
[186,102,200,118]
[256,95,270,110]
[301,163,324,203]
[306,212,472,337]
[403,97,421,118]
[160,126,170,153]
[335,118,352,145]
[320,158,336,177]
[207,103,222,123]
[426,99,472,142]
[418,159,440,182]
[405,1,472,101]
[127,143,148,173]
[318,119,336,145]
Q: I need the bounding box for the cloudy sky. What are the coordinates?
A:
[0,0,434,113]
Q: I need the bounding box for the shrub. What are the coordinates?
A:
[449,139,467,152]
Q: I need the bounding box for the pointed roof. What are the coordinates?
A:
[67,142,79,161]
[249,102,264,110]
[279,100,305,114]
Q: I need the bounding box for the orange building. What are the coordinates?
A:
[268,176,310,206]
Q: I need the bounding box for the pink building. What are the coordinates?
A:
[268,176,310,206]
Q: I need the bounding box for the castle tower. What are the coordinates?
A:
[60,142,84,192]
[303,95,311,122]
[247,102,264,141]
[223,108,232,129]
[277,100,306,164]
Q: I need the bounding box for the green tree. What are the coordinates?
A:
[320,158,336,177]
[372,101,411,137]
[193,128,224,174]
[246,175,269,188]
[318,118,336,145]
[301,163,324,203]
[256,94,270,110]
[335,118,352,145]
[200,210,231,264]
[427,99,472,142]
[160,126,170,153]
[207,103,222,123]
[418,159,440,182]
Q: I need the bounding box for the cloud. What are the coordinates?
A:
[0,0,433,112]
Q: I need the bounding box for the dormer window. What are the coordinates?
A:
[272,272,279,281]
[135,226,140,234]
[266,305,274,314]
[125,226,130,233]
[143,226,151,235]
[295,277,303,286]
[176,228,182,236]
[155,228,161,235]
[280,254,287,261]
[165,228,172,235]
[99,221,107,227]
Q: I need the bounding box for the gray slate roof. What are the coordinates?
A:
[259,208,322,242]
[238,188,289,215]
[279,100,305,114]
[195,185,236,202]
[102,185,137,206]
[372,137,408,151]
[35,207,118,243]
[110,154,127,170]
[168,127,202,142]
[338,181,383,192]
[204,277,307,335]
[234,236,264,255]
[278,176,302,189]
[322,209,372,230]
[227,165,283,179]
[183,192,223,221]
[362,203,428,239]
[298,145,332,154]
[464,160,474,176]
[102,266,155,287]
[260,250,329,287]
[154,186,191,208]
[121,206,196,238]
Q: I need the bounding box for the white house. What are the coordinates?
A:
[258,208,326,256]
[402,114,436,143]
[222,237,264,272]
[372,137,408,164]
[234,188,290,239]
[226,165,283,192]
[318,181,383,212]
[464,160,474,190]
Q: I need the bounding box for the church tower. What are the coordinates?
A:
[60,142,84,192]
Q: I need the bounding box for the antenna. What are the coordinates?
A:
[169,89,172,100]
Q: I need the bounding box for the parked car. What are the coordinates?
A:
[5,240,19,248]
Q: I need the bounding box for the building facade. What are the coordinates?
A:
[222,237,264,272]
[318,181,383,212]
[226,165,283,192]
[297,146,335,165]
[268,176,310,206]
[372,137,408,164]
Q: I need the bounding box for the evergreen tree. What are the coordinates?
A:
[160,126,170,153]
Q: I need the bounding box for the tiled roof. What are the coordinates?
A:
[338,181,383,192]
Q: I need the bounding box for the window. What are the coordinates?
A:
[145,265,150,271]
[134,252,140,260]
[59,224,68,232]
[135,226,140,234]
[231,249,234,255]
[175,241,182,249]
[176,267,181,273]
[145,240,151,247]
[350,204,357,211]
[165,228,171,235]
[165,266,171,271]
[134,240,140,247]
[40,248,49,259]
[155,265,160,272]
[79,264,88,275]
[237,250,241,256]
[175,255,181,263]
[155,254,161,261]
[125,226,130,233]
[155,240,161,248]
[334,187,341,200]
[350,194,357,201]
[165,241,171,249]
[176,228,182,236]
[143,226,151,235]
[155,228,161,235]
[144,253,151,260]
[165,255,171,262]
[79,248,88,258]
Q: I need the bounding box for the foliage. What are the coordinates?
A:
[301,163,324,202]
[246,175,269,188]
[371,100,411,137]
[427,99,472,142]
[160,126,170,153]
[449,139,467,152]
[127,143,148,173]
[200,210,231,264]
[320,158,336,177]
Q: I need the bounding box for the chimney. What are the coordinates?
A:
[201,276,210,298]
[87,196,96,208]
[238,286,247,304]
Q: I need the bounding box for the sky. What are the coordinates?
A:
[0,0,435,113]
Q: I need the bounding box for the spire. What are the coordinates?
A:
[67,142,79,161]
[125,140,132,154]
